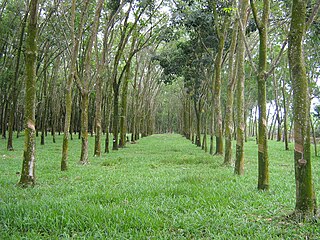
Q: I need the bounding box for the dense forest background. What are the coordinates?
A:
[1,0,320,220]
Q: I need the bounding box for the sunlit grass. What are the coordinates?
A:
[0,133,320,239]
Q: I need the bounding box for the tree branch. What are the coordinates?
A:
[266,39,287,78]
[250,0,261,30]
[306,0,320,30]
[236,10,258,74]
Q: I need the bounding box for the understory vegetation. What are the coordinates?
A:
[1,134,320,239]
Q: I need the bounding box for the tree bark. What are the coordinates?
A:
[288,0,317,219]
[224,17,238,165]
[79,0,103,164]
[212,4,228,155]
[112,84,120,150]
[119,64,131,148]
[18,0,38,187]
[234,0,248,175]
[61,0,87,170]
[250,0,270,190]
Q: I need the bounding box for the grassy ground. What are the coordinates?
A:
[0,133,320,239]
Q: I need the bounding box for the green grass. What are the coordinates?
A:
[0,133,320,239]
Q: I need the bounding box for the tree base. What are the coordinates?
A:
[286,210,318,223]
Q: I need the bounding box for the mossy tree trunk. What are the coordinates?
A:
[130,62,139,142]
[224,18,238,166]
[119,64,131,148]
[94,9,116,157]
[79,91,89,164]
[234,0,248,175]
[18,0,38,187]
[94,72,102,156]
[61,0,87,170]
[112,84,120,150]
[288,0,317,219]
[78,0,103,164]
[212,3,229,155]
[119,37,136,148]
[250,0,269,190]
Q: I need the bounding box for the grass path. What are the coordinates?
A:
[0,133,320,239]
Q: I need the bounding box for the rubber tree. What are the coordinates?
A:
[94,1,124,156]
[250,0,270,189]
[288,0,318,219]
[111,0,163,150]
[76,0,103,164]
[18,0,38,187]
[111,2,135,150]
[224,11,238,165]
[234,0,248,175]
[211,1,230,155]
[61,0,88,170]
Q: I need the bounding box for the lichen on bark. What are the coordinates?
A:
[18,0,38,187]
[288,0,317,219]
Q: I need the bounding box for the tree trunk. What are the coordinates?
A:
[224,18,238,165]
[194,100,201,147]
[2,99,8,139]
[94,73,102,156]
[212,7,228,155]
[282,77,289,150]
[234,0,248,175]
[61,0,87,171]
[288,0,316,219]
[112,84,120,150]
[79,0,103,163]
[79,91,89,164]
[40,51,48,146]
[18,0,38,187]
[251,0,270,190]
[119,62,132,148]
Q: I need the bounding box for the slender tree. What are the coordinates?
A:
[18,0,38,187]
[61,0,88,170]
[212,1,229,155]
[76,0,103,164]
[224,14,238,165]
[250,0,270,190]
[234,0,248,175]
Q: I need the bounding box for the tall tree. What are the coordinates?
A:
[224,11,238,165]
[61,0,88,170]
[211,0,230,155]
[234,0,248,175]
[250,0,270,190]
[288,0,317,219]
[18,0,38,187]
[75,0,103,164]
